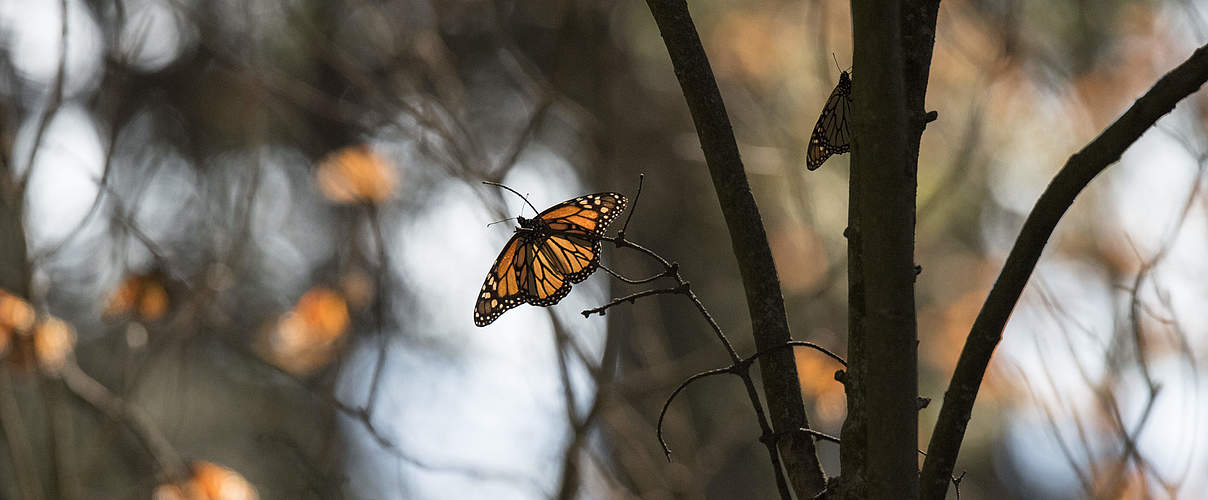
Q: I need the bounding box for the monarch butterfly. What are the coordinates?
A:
[474,192,627,326]
[806,70,852,171]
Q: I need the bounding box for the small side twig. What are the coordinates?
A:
[744,340,847,369]
[580,286,683,317]
[619,173,644,234]
[364,204,391,412]
[589,233,739,362]
[760,427,842,446]
[596,263,669,285]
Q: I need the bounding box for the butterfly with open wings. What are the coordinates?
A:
[474,192,627,326]
[806,70,852,171]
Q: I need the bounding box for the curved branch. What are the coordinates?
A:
[921,42,1208,498]
[642,2,826,496]
[743,340,847,370]
[655,367,733,460]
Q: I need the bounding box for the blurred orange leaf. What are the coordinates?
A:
[33,317,76,375]
[104,273,170,322]
[256,287,350,376]
[295,288,350,339]
[0,290,35,333]
[794,348,846,426]
[316,145,397,205]
[154,461,259,500]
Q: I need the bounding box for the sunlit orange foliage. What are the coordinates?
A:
[768,224,828,293]
[316,145,397,204]
[0,290,35,356]
[153,461,259,500]
[710,11,780,82]
[104,273,170,322]
[795,349,846,426]
[33,317,76,375]
[256,287,350,376]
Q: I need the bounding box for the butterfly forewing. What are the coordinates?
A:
[806,71,852,171]
[474,192,628,326]
[474,236,529,326]
[536,193,626,236]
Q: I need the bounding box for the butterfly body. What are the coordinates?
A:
[474,192,627,326]
[806,70,852,171]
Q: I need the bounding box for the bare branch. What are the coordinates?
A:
[17,0,69,193]
[922,42,1208,498]
[655,367,733,460]
[744,340,848,369]
[641,1,826,496]
[59,360,190,482]
[580,286,683,318]
[365,205,392,412]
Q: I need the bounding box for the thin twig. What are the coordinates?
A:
[59,360,190,482]
[364,205,392,412]
[17,0,69,193]
[619,174,644,234]
[580,286,683,317]
[595,233,741,363]
[744,340,847,369]
[655,367,732,459]
[760,427,842,446]
[597,263,669,285]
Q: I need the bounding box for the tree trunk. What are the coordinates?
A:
[842,1,939,498]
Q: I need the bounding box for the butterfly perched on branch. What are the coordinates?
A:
[806,70,852,171]
[474,191,627,326]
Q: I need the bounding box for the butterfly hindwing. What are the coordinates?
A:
[806,71,852,171]
[474,192,628,326]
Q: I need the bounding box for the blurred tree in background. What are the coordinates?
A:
[1,0,1207,499]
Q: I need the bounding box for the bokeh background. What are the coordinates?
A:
[2,0,1207,498]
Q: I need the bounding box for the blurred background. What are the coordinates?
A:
[1,0,1207,498]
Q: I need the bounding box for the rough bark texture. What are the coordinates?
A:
[643,1,828,497]
[921,42,1208,499]
[843,1,939,498]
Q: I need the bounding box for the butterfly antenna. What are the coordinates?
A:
[486,217,518,228]
[832,53,842,74]
[620,173,644,233]
[482,181,539,215]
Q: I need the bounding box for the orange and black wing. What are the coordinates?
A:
[806,71,852,171]
[474,192,627,326]
[474,233,576,326]
[475,235,533,326]
[535,192,626,282]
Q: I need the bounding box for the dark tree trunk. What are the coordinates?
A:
[842,1,939,498]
